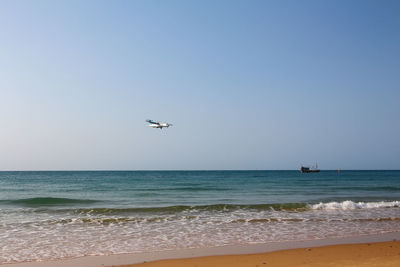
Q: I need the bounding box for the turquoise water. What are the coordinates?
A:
[1,170,399,263]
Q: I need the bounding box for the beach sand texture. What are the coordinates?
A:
[117,241,400,267]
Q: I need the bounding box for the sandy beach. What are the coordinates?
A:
[119,241,400,267]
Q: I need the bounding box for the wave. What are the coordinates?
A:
[67,201,399,214]
[4,199,400,213]
[0,197,99,207]
[23,203,308,215]
[73,203,309,214]
[311,200,400,210]
[17,216,400,226]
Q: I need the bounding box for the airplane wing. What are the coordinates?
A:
[146,119,159,125]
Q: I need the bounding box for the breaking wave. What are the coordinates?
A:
[4,200,400,214]
[311,200,400,210]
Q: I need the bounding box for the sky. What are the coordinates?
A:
[0,0,399,170]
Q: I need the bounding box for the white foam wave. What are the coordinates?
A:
[311,200,400,210]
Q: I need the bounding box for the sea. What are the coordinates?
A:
[0,170,399,264]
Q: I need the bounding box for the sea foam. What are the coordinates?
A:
[311,200,400,210]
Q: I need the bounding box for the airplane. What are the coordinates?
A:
[146,119,173,129]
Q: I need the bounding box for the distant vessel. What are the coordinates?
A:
[300,163,320,173]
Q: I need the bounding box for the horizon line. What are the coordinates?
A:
[0,169,399,172]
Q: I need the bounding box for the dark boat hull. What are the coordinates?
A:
[300,166,320,173]
[301,169,320,173]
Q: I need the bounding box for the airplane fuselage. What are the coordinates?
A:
[146,120,172,129]
[148,123,170,129]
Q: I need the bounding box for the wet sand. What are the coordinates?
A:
[118,241,400,267]
[4,233,400,267]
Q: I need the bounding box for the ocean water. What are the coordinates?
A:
[0,170,399,264]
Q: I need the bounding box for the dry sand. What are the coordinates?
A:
[117,241,400,267]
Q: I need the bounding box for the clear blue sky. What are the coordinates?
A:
[0,0,399,170]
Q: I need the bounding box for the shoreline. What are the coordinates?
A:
[3,232,400,267]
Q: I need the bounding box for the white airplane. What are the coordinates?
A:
[146,119,173,129]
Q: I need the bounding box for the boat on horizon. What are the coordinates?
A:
[300,162,320,173]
